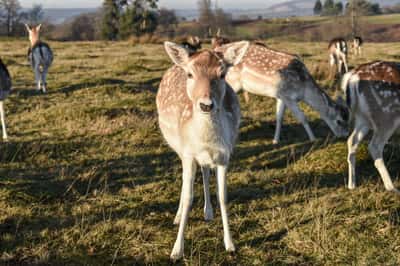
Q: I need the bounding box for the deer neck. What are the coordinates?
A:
[303,81,337,120]
[30,36,40,47]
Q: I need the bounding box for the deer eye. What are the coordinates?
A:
[220,72,226,79]
[187,73,193,79]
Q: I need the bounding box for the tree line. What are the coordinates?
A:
[314,0,381,16]
[0,0,45,36]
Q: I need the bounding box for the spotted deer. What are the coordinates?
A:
[215,41,349,144]
[25,24,53,93]
[341,61,400,193]
[351,36,363,56]
[157,41,249,260]
[328,37,348,78]
[0,59,12,141]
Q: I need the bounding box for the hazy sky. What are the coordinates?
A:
[19,0,277,9]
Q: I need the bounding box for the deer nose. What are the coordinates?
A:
[200,102,214,113]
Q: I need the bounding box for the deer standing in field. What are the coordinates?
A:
[214,41,349,144]
[0,59,12,141]
[157,41,249,260]
[328,37,349,78]
[341,61,400,193]
[25,24,53,93]
[351,36,363,57]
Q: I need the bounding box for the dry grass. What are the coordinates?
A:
[1,39,400,265]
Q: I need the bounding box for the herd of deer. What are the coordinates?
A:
[0,24,397,260]
[158,34,400,260]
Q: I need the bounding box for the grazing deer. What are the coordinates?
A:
[341,61,400,193]
[0,59,12,141]
[215,41,349,144]
[351,36,363,56]
[157,41,249,260]
[25,24,53,93]
[180,36,202,55]
[328,37,348,78]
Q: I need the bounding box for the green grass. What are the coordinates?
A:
[1,40,400,265]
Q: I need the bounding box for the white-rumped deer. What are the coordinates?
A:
[329,37,349,78]
[25,24,53,93]
[0,59,12,141]
[342,61,400,193]
[215,41,349,144]
[157,41,249,260]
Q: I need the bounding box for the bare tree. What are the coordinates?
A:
[197,0,214,37]
[0,0,21,36]
[27,4,44,25]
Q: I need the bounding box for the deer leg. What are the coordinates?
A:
[347,121,369,189]
[217,164,235,252]
[201,166,214,221]
[273,98,286,144]
[41,67,48,93]
[171,157,196,260]
[285,100,316,141]
[174,185,184,225]
[368,131,399,194]
[34,66,41,91]
[243,91,250,103]
[0,101,7,141]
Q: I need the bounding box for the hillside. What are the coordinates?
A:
[1,40,400,265]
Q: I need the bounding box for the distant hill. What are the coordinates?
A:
[38,1,400,24]
[40,8,98,24]
[176,0,400,20]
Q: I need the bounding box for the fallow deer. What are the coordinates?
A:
[0,59,12,141]
[157,41,249,260]
[215,41,349,144]
[351,36,363,56]
[329,37,349,78]
[211,35,253,103]
[25,24,53,93]
[341,61,400,193]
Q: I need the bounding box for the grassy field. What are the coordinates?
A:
[1,39,400,265]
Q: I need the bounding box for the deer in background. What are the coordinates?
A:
[328,37,348,79]
[215,41,349,144]
[211,32,252,103]
[342,61,400,193]
[180,35,202,55]
[0,59,12,141]
[25,24,53,93]
[351,36,363,57]
[157,41,249,260]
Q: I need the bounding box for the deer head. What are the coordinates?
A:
[164,41,249,115]
[25,24,41,46]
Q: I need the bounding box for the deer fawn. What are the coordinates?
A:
[342,61,400,193]
[157,41,249,260]
[0,59,12,141]
[215,41,349,144]
[25,24,53,93]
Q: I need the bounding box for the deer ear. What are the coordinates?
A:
[164,41,190,67]
[24,23,31,32]
[222,41,250,65]
[36,24,42,31]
